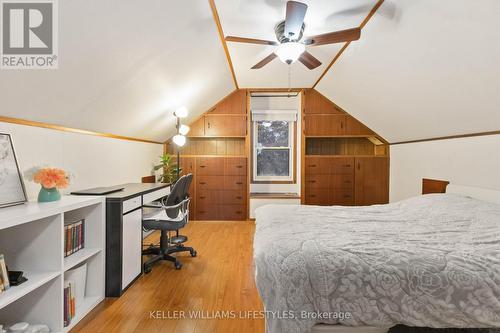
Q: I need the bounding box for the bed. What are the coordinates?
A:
[253,180,500,333]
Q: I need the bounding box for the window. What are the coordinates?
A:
[253,120,294,182]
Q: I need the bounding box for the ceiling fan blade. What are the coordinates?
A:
[305,27,361,46]
[251,53,278,69]
[299,51,322,70]
[225,36,278,46]
[284,1,308,39]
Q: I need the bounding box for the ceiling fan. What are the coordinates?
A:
[225,1,361,70]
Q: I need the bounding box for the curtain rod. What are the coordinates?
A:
[250,92,300,98]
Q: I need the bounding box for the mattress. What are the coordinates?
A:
[254,194,500,333]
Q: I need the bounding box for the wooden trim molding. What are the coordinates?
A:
[391,130,500,145]
[0,116,162,144]
[422,178,449,195]
[209,0,239,89]
[312,0,385,89]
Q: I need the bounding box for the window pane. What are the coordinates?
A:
[257,149,290,177]
[257,121,289,147]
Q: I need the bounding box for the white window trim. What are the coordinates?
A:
[253,120,294,182]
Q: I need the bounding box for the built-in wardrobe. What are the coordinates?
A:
[166,89,389,221]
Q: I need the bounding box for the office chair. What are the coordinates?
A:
[142,174,196,272]
[168,174,196,256]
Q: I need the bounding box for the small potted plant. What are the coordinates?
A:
[25,167,71,202]
[153,154,181,183]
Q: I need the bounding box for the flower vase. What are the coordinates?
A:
[38,186,61,202]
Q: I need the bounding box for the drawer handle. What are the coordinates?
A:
[236,182,243,185]
[199,165,206,168]
[236,211,242,214]
[199,210,206,213]
[308,164,317,167]
[343,164,351,167]
[309,195,316,198]
[236,165,243,168]
[236,196,243,199]
[199,196,206,199]
[199,182,207,185]
[344,195,351,198]
[344,180,351,184]
[308,180,316,183]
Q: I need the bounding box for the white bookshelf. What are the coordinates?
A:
[0,196,105,332]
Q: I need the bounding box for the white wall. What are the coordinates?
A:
[390,135,500,202]
[250,94,301,194]
[0,123,163,200]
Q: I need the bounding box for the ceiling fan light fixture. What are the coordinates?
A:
[275,42,305,65]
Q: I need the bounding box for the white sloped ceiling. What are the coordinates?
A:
[316,0,500,143]
[0,0,234,142]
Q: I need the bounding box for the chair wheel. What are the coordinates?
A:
[175,261,182,270]
[144,266,152,274]
[190,250,197,257]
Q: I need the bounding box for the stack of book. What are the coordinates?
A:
[64,280,76,327]
[0,254,9,293]
[64,219,85,257]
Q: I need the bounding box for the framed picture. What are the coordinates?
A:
[0,133,27,208]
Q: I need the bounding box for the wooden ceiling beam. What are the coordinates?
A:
[209,0,239,89]
[312,0,385,89]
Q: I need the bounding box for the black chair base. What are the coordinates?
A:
[142,230,197,273]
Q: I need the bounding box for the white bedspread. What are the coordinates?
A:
[254,194,500,333]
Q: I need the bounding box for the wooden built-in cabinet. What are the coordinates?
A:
[304,114,375,136]
[188,90,247,138]
[195,156,247,220]
[304,156,388,206]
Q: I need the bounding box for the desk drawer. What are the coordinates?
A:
[123,196,141,214]
[331,157,355,174]
[333,174,354,189]
[142,186,170,204]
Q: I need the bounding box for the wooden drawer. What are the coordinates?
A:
[122,196,141,214]
[304,157,330,175]
[222,190,246,204]
[305,189,332,206]
[330,157,355,174]
[225,157,247,175]
[224,176,246,191]
[305,174,332,189]
[333,188,355,206]
[197,175,224,190]
[332,174,354,189]
[196,208,218,220]
[196,157,224,175]
[220,204,246,220]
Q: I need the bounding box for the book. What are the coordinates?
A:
[64,219,85,257]
[0,254,9,291]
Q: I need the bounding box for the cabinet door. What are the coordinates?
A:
[304,115,345,136]
[188,117,205,137]
[209,90,247,114]
[205,115,247,137]
[345,116,375,136]
[122,209,142,289]
[354,157,389,206]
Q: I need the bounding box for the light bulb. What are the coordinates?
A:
[275,42,305,64]
[172,134,186,147]
[179,124,190,136]
[174,106,188,118]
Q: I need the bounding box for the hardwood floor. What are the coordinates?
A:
[72,221,264,333]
